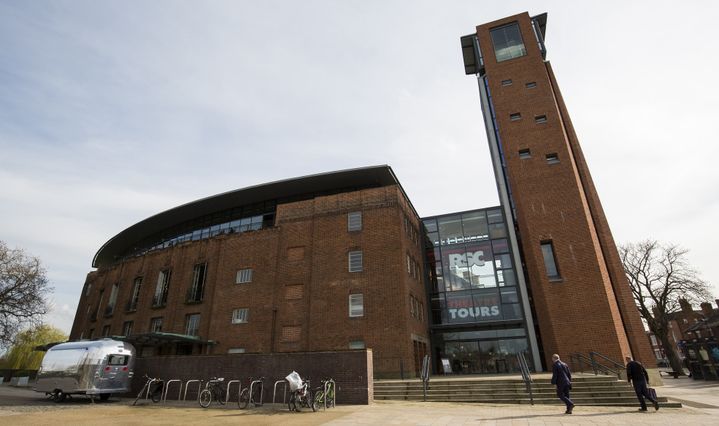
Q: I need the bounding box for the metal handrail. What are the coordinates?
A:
[225,380,240,404]
[569,352,597,375]
[421,355,431,402]
[272,380,287,406]
[516,352,533,405]
[589,352,623,379]
[163,379,182,403]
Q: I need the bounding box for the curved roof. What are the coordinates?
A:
[93,165,405,268]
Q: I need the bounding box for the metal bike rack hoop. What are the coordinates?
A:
[183,379,202,401]
[272,380,288,406]
[225,380,241,404]
[163,379,183,403]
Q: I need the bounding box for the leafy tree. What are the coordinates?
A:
[0,240,53,348]
[620,240,712,375]
[0,324,67,369]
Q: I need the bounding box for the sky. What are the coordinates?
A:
[1,0,718,337]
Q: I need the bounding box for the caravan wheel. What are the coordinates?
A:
[52,390,66,403]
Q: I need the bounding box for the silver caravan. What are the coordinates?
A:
[34,339,135,401]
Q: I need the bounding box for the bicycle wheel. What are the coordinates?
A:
[151,388,162,403]
[308,390,316,412]
[238,388,249,409]
[312,391,323,411]
[199,389,212,408]
[288,392,299,412]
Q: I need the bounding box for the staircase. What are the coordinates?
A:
[374,375,682,407]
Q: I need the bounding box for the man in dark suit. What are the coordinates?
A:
[551,353,574,414]
[625,356,659,411]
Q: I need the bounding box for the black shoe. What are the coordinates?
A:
[654,401,659,411]
[567,404,574,414]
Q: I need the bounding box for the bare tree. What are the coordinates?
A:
[620,240,712,374]
[0,241,53,349]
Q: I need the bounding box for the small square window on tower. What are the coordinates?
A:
[546,153,559,164]
[348,211,362,231]
[348,251,363,272]
[510,112,522,121]
[535,115,548,124]
[501,79,513,86]
[519,149,531,160]
[525,81,537,88]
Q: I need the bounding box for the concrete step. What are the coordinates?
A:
[373,376,681,408]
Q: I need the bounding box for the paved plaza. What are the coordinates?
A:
[1,376,717,425]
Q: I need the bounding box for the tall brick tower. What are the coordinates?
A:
[461,12,654,368]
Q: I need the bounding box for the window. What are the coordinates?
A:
[150,317,163,333]
[228,348,246,354]
[348,251,363,272]
[232,308,249,324]
[509,112,522,121]
[127,277,142,311]
[490,22,527,62]
[281,325,301,342]
[540,241,561,280]
[236,268,253,284]
[519,148,531,159]
[349,294,364,317]
[122,321,133,336]
[525,81,537,88]
[349,340,365,350]
[106,283,119,316]
[85,282,92,297]
[185,313,200,336]
[187,263,207,303]
[535,114,547,124]
[153,270,171,307]
[102,325,111,337]
[348,211,362,231]
[501,79,513,86]
[546,153,559,164]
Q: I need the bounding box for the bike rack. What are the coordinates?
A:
[183,379,202,401]
[249,379,264,405]
[144,378,158,400]
[163,379,183,403]
[225,380,241,404]
[317,379,336,410]
[272,380,288,406]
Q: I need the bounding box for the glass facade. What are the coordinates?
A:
[423,207,532,374]
[490,22,527,62]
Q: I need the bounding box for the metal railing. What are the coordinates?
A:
[516,352,533,405]
[420,355,430,402]
[589,352,623,379]
[570,352,624,379]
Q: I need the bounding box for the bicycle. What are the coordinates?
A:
[132,374,164,405]
[288,377,315,412]
[199,377,226,408]
[312,378,335,410]
[238,377,264,409]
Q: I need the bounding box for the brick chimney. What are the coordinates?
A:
[701,302,713,316]
[679,299,693,313]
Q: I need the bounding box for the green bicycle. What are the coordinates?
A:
[312,378,335,410]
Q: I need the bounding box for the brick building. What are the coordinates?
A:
[70,167,429,378]
[70,11,654,378]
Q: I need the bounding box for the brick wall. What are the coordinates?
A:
[131,349,373,404]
